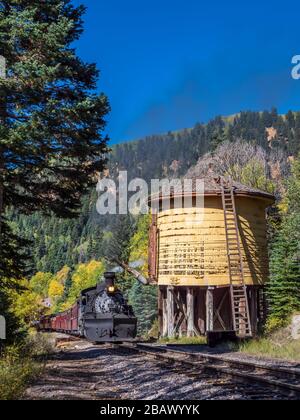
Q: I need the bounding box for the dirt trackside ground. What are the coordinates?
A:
[22,335,292,400]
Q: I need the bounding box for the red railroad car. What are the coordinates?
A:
[50,304,79,334]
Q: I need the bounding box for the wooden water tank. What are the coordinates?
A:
[149,177,274,288]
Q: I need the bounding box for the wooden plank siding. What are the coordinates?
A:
[155,196,270,287]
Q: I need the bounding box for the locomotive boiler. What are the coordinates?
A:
[39,272,137,343]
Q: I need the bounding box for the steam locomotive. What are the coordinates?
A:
[38,272,137,343]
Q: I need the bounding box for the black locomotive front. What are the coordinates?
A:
[79,272,137,343]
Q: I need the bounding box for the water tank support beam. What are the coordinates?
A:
[187,288,195,337]
[167,286,175,337]
[250,287,258,336]
[206,288,214,332]
[158,287,164,336]
[213,289,229,331]
[162,295,168,337]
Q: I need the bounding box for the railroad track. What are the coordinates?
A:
[116,342,300,399]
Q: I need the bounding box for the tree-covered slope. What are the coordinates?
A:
[12,109,300,275]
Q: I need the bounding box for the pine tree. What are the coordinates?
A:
[0,217,31,278]
[128,282,157,335]
[210,127,228,151]
[267,155,300,326]
[0,0,109,279]
[268,227,300,322]
[105,215,137,263]
[286,110,295,129]
[261,110,273,128]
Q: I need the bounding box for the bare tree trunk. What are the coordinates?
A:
[0,55,6,239]
[0,152,3,237]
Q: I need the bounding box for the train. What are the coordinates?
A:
[38,272,137,343]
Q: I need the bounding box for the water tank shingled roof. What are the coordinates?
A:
[149,174,275,203]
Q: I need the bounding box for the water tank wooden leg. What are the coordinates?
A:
[158,287,164,337]
[162,296,168,337]
[167,286,174,337]
[206,288,214,332]
[187,287,195,337]
[250,287,258,336]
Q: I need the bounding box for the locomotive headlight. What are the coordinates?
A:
[107,286,115,293]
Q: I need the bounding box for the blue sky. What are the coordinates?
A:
[73,0,300,144]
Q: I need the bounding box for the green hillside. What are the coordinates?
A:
[12,108,300,275]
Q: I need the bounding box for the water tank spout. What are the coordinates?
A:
[107,257,149,285]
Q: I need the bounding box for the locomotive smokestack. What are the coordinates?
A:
[103,272,116,288]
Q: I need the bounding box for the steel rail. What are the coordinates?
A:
[117,342,300,398]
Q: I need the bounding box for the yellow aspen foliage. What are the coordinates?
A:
[48,279,64,303]
[8,280,44,326]
[278,199,289,214]
[66,260,105,306]
[30,272,53,298]
[129,215,150,276]
[55,265,71,285]
[59,302,73,312]
[227,159,276,194]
